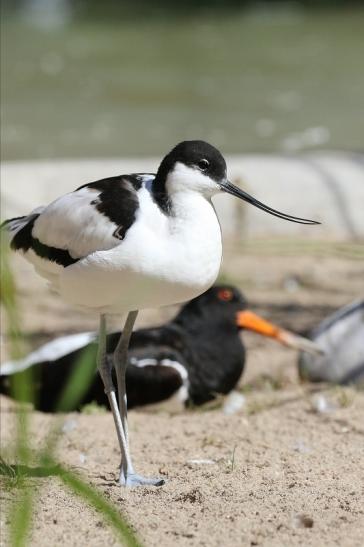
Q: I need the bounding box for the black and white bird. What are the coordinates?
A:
[2,140,318,487]
[1,285,321,411]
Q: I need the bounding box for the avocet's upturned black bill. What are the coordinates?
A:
[219,180,319,225]
[1,139,320,488]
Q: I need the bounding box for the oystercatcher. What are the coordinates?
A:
[2,140,318,486]
[1,285,321,410]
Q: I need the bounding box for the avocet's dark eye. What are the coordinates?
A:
[197,159,209,171]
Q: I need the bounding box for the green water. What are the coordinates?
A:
[1,8,364,160]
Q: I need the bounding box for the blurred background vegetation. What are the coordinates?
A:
[1,0,363,160]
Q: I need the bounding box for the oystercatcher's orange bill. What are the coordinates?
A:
[236,310,324,356]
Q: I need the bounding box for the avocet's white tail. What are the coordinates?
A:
[1,207,45,243]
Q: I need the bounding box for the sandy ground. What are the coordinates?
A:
[1,243,364,546]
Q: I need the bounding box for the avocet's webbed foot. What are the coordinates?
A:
[119,472,165,488]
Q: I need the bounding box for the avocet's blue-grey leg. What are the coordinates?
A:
[114,310,165,487]
[114,311,138,459]
[96,314,134,485]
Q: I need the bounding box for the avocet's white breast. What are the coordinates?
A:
[60,180,222,313]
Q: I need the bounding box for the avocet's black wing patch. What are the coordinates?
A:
[77,175,143,241]
[30,237,80,267]
[3,212,79,268]
[9,214,39,252]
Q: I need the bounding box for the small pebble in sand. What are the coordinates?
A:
[61,419,77,433]
[293,440,311,454]
[223,391,246,415]
[283,275,301,292]
[79,453,86,464]
[311,394,337,414]
[186,459,216,466]
[293,514,314,529]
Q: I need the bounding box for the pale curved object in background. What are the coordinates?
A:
[298,299,364,384]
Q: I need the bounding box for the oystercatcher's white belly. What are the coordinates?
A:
[59,192,222,314]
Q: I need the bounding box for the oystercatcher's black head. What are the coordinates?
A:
[176,284,278,335]
[176,284,323,354]
[177,285,249,333]
[155,139,319,224]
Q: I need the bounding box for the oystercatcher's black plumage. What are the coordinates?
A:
[1,285,319,412]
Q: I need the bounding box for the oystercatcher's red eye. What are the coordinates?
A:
[218,289,233,302]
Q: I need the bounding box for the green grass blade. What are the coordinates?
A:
[55,344,98,412]
[1,241,35,547]
[0,238,24,359]
[1,238,33,462]
[10,485,34,547]
[57,465,142,547]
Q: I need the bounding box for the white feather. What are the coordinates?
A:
[0,332,96,375]
[32,187,120,258]
[3,207,45,236]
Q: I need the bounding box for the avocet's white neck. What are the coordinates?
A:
[165,162,220,203]
[161,189,222,290]
[167,189,219,234]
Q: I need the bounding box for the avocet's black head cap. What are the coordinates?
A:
[156,140,319,225]
[156,140,227,184]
